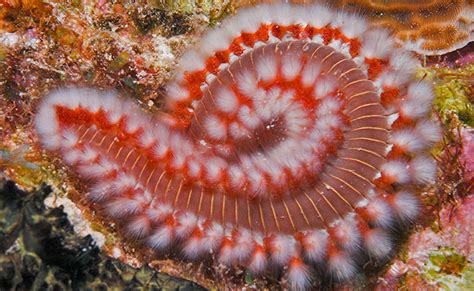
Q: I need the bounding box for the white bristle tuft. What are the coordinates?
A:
[301,61,321,87]
[233,6,265,33]
[61,129,79,149]
[38,133,63,151]
[377,71,401,89]
[389,49,418,73]
[167,82,189,104]
[105,197,144,217]
[268,3,295,26]
[215,87,239,113]
[183,234,204,259]
[364,228,392,259]
[256,52,278,82]
[238,106,261,129]
[175,213,197,238]
[228,165,246,189]
[314,77,337,99]
[380,160,410,184]
[229,121,251,139]
[334,11,367,39]
[77,157,118,179]
[401,81,434,119]
[318,97,341,114]
[391,191,420,222]
[35,102,59,138]
[409,155,437,185]
[288,257,311,290]
[79,146,98,163]
[218,240,235,266]
[306,5,333,28]
[126,215,151,238]
[88,182,113,202]
[62,148,83,165]
[328,250,357,282]
[246,167,267,197]
[365,199,393,229]
[248,243,267,274]
[148,224,175,250]
[415,119,442,147]
[204,115,227,141]
[407,81,434,102]
[201,223,224,254]
[332,216,360,251]
[360,28,394,59]
[382,52,418,87]
[281,53,302,81]
[152,141,170,160]
[302,230,328,263]
[179,50,206,72]
[390,129,424,153]
[205,157,226,183]
[233,230,255,263]
[109,173,137,195]
[187,159,202,179]
[104,96,126,124]
[270,235,296,266]
[138,130,157,149]
[199,28,233,58]
[146,204,173,223]
[236,69,258,97]
[123,112,143,135]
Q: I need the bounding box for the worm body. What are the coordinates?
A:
[36,4,440,289]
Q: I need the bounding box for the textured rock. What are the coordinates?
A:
[0,179,205,290]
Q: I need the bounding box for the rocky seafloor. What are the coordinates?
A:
[0,1,473,290]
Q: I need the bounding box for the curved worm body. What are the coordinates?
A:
[35,3,440,289]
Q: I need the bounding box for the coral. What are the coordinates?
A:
[34,3,440,289]
[0,179,205,290]
[326,0,474,55]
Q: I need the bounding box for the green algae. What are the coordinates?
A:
[108,51,130,72]
[459,264,474,290]
[420,64,474,128]
[423,247,472,289]
[429,247,467,275]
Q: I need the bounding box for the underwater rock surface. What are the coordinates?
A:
[0,0,473,289]
[0,179,205,290]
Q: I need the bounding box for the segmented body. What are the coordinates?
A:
[35,4,440,289]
